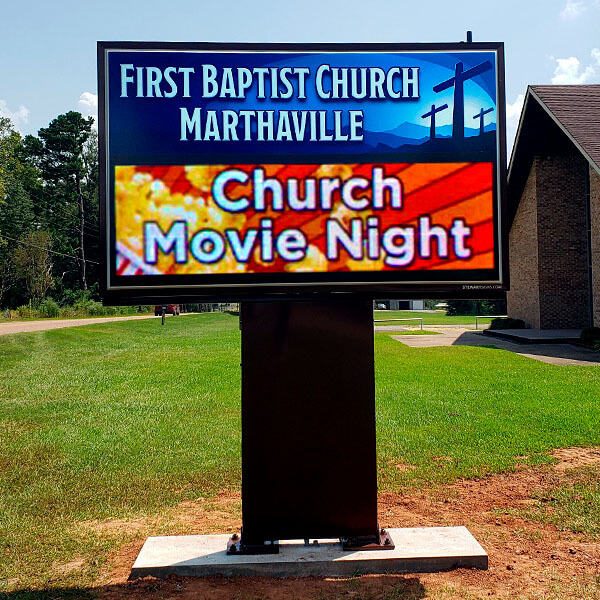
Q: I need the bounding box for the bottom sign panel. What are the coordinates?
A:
[240,300,378,543]
[113,161,496,283]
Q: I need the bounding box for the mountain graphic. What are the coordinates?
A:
[202,116,496,155]
[362,121,497,149]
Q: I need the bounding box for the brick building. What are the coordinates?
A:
[507,85,600,329]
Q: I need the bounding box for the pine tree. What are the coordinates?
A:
[37,112,94,290]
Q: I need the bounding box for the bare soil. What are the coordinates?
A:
[92,448,600,600]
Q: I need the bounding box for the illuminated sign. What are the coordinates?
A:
[98,42,507,302]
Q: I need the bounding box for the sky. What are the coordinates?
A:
[1,0,599,152]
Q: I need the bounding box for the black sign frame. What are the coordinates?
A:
[98,41,508,304]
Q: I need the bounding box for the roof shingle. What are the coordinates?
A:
[530,84,600,171]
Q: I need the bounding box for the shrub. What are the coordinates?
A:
[86,300,107,316]
[60,288,93,307]
[580,327,600,348]
[71,298,108,316]
[489,317,526,330]
[16,304,37,319]
[446,300,506,316]
[38,298,60,318]
[11,298,153,319]
[446,300,477,316]
[58,306,76,318]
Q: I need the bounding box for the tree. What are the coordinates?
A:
[81,129,100,286]
[0,251,17,308]
[13,231,54,303]
[38,112,93,290]
[0,115,13,199]
[446,298,507,316]
[0,116,38,307]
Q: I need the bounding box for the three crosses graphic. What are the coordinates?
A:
[420,60,494,140]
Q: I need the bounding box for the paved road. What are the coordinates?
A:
[0,314,180,336]
[386,326,600,366]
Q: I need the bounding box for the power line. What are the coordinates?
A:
[3,215,100,240]
[23,194,101,234]
[6,181,101,234]
[0,233,100,265]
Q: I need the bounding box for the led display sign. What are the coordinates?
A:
[98,42,507,302]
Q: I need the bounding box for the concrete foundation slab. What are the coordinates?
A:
[130,527,487,579]
[483,328,582,344]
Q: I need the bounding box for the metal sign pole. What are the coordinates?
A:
[227,299,393,555]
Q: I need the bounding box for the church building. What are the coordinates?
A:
[507,85,600,329]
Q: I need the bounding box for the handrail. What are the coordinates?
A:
[475,315,507,330]
[373,317,423,330]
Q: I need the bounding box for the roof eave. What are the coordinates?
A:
[529,87,600,177]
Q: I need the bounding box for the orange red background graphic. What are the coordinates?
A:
[115,162,495,276]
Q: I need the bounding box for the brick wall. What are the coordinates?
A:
[508,155,592,329]
[590,166,600,327]
[536,155,590,329]
[507,161,540,328]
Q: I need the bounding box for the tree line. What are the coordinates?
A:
[0,109,506,318]
[0,111,100,312]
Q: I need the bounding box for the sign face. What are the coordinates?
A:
[98,42,507,302]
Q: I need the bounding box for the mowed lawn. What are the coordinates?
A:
[1,312,600,592]
[374,309,496,326]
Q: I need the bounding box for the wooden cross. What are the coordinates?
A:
[421,103,449,140]
[433,60,492,140]
[473,107,494,135]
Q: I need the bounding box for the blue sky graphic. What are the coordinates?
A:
[108,50,497,156]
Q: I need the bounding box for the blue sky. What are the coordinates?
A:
[1,0,599,151]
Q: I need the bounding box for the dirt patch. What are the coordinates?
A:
[53,557,86,576]
[95,491,242,586]
[85,491,242,536]
[552,446,600,470]
[432,455,454,463]
[84,517,149,535]
[93,449,600,599]
[100,573,426,600]
[393,462,417,472]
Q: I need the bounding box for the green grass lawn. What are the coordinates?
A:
[522,465,600,539]
[1,313,600,593]
[374,309,495,326]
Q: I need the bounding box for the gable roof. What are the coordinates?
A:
[507,85,600,224]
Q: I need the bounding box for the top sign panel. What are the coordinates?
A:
[98,42,507,303]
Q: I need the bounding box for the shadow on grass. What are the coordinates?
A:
[451,331,600,363]
[2,574,426,599]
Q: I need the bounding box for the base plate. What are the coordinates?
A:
[130,526,488,579]
[226,534,279,555]
[341,528,395,551]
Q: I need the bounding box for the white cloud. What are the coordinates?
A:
[506,93,525,153]
[551,50,598,84]
[0,99,29,134]
[507,93,525,126]
[560,0,586,19]
[78,91,98,127]
[560,0,600,18]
